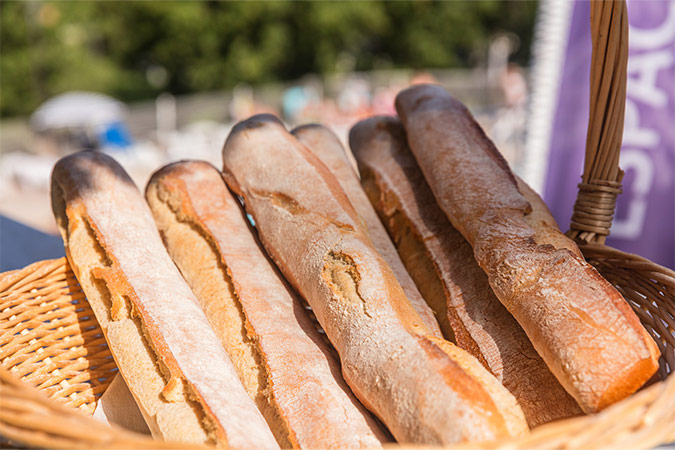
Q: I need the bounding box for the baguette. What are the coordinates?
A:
[395,84,660,413]
[292,124,442,338]
[146,160,388,449]
[349,116,582,427]
[50,151,279,448]
[221,114,528,445]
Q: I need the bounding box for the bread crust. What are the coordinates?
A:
[395,85,660,413]
[349,116,582,427]
[221,115,528,445]
[50,151,278,449]
[146,160,388,449]
[292,124,443,338]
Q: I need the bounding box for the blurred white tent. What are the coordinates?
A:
[29,91,133,151]
[30,91,127,132]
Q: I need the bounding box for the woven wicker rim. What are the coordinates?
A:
[0,363,203,449]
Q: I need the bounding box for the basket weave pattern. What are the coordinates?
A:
[581,244,675,379]
[0,258,117,415]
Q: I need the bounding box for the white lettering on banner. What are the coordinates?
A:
[616,5,675,242]
[626,49,673,107]
[628,1,675,50]
[623,99,659,147]
[612,149,654,239]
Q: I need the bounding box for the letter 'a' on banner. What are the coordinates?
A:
[524,0,675,269]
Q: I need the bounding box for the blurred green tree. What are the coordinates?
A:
[0,0,537,118]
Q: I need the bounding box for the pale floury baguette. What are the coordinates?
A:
[395,84,660,413]
[146,160,389,449]
[349,116,582,427]
[292,124,443,338]
[221,114,528,445]
[50,152,279,448]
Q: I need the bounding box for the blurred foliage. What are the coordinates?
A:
[0,1,537,118]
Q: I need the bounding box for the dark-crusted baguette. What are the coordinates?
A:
[395,84,660,413]
[349,116,583,427]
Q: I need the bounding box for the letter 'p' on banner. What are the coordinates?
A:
[526,0,674,268]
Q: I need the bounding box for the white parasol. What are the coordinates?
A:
[29,91,127,132]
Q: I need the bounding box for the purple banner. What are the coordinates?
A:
[544,0,675,269]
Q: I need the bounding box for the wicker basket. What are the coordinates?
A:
[1,1,673,448]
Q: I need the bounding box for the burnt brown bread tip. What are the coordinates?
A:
[349,116,583,427]
[395,84,660,413]
[291,124,443,339]
[145,160,388,449]
[50,151,279,449]
[222,114,529,445]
